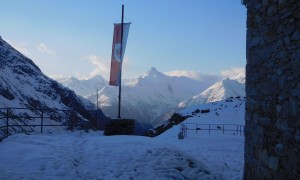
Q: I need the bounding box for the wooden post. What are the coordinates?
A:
[6,108,9,137]
[240,125,242,135]
[223,124,224,134]
[41,111,44,133]
[185,125,187,137]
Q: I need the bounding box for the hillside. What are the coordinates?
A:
[0,36,108,138]
[148,96,245,137]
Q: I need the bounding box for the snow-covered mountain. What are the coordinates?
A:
[87,67,214,126]
[0,36,108,138]
[178,76,245,108]
[56,75,107,98]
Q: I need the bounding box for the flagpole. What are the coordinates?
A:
[117,4,124,118]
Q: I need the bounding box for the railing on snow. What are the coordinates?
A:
[178,123,244,139]
[0,107,82,139]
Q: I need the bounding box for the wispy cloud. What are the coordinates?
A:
[165,70,221,83]
[81,55,132,80]
[37,43,56,55]
[81,55,110,80]
[5,39,30,56]
[220,67,245,78]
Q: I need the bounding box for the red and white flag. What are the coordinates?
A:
[109,23,130,86]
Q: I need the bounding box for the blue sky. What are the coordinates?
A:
[0,0,246,80]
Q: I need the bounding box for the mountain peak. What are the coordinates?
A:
[147,67,159,74]
[139,67,164,80]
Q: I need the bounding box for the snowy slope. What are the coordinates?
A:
[178,96,245,125]
[149,96,245,137]
[0,36,108,138]
[88,67,213,126]
[56,75,107,98]
[178,77,245,108]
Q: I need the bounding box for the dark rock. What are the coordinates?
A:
[201,109,210,114]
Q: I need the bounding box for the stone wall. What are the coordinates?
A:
[243,0,300,179]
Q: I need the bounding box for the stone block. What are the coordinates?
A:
[268,156,279,171]
[275,118,289,132]
[104,118,135,136]
[274,143,285,156]
[292,31,300,41]
[294,130,300,142]
[257,150,269,166]
[258,116,272,127]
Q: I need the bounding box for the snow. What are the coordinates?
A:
[178,97,245,125]
[0,128,244,179]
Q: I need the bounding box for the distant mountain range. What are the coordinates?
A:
[56,75,107,98]
[88,67,214,126]
[58,66,245,127]
[0,36,108,138]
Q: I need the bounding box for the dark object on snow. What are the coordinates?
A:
[178,132,184,139]
[201,109,210,114]
[104,119,135,136]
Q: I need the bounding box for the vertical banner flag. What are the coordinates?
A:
[109,23,130,86]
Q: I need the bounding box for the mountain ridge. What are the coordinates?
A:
[0,36,108,138]
[178,76,245,108]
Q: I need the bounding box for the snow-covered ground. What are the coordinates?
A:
[0,128,244,179]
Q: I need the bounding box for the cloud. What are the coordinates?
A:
[220,67,245,78]
[164,70,221,85]
[5,39,30,56]
[81,55,132,80]
[81,55,110,80]
[37,43,56,55]
[49,74,68,81]
[165,70,202,80]
[165,70,221,82]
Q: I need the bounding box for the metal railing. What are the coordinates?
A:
[179,123,245,139]
[0,107,83,139]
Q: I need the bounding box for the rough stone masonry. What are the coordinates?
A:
[243,0,300,179]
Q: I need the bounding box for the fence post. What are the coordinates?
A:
[41,111,44,133]
[223,124,224,134]
[185,125,187,137]
[239,125,242,136]
[6,108,9,137]
[209,124,210,134]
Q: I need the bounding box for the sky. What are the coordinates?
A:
[0,0,247,80]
